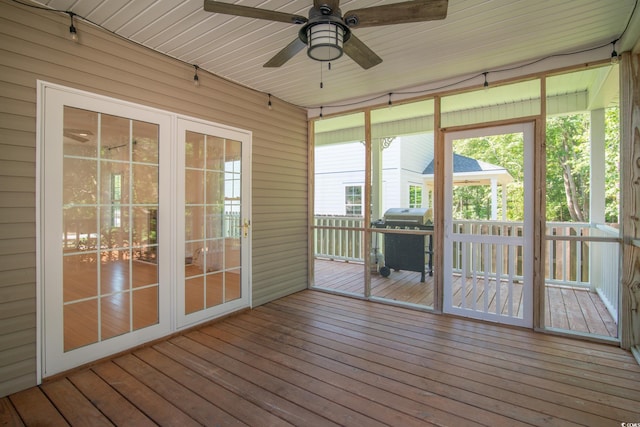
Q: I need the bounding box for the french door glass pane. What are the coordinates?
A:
[62,106,160,352]
[184,132,242,314]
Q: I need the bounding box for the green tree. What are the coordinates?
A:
[452,133,524,221]
[451,109,619,224]
[545,114,591,222]
[604,107,620,223]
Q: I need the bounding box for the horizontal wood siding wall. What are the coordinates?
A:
[0,0,308,397]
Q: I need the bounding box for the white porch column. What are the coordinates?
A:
[590,108,606,224]
[491,178,498,220]
[501,183,507,220]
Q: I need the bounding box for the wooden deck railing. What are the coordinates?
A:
[314,215,365,262]
[545,222,620,320]
[313,215,620,320]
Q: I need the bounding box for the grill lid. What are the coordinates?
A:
[383,208,433,226]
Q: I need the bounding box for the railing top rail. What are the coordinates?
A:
[545,221,591,227]
[452,219,523,226]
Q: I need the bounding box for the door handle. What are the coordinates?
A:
[243,219,251,237]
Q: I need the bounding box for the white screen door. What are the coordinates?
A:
[443,122,534,327]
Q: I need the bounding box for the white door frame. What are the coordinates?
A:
[175,117,252,329]
[443,122,534,328]
[37,81,252,380]
[39,83,174,377]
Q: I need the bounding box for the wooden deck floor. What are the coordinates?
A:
[2,290,639,426]
[313,259,618,338]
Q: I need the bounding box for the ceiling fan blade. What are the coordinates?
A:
[343,34,382,70]
[204,0,307,25]
[264,37,307,67]
[344,0,447,28]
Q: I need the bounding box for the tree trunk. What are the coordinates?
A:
[560,131,585,222]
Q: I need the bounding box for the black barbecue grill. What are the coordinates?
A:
[372,208,433,282]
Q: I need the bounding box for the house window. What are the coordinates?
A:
[409,185,422,208]
[345,185,362,215]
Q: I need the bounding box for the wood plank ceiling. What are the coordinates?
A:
[34,0,637,109]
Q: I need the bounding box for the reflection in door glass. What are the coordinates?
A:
[62,106,160,352]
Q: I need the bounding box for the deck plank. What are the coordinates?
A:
[589,291,619,336]
[216,313,528,427]
[132,347,289,427]
[7,290,639,427]
[67,369,156,427]
[40,379,113,427]
[91,361,202,427]
[201,325,436,427]
[111,353,246,427]
[152,340,339,427]
[302,291,638,374]
[264,294,639,422]
[256,301,592,426]
[9,386,69,426]
[0,397,25,427]
[177,332,388,427]
[573,289,612,336]
[314,259,617,338]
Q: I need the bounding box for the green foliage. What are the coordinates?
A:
[545,113,591,222]
[452,107,620,224]
[452,132,525,221]
[604,107,620,223]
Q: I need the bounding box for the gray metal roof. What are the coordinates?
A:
[423,153,507,175]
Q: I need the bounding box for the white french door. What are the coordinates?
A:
[176,118,251,328]
[443,122,534,328]
[39,83,251,378]
[40,84,173,376]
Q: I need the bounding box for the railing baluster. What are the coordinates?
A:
[312,217,618,323]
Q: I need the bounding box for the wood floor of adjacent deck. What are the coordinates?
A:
[313,258,618,338]
[3,290,639,426]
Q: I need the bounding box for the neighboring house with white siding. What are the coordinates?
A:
[315,133,434,218]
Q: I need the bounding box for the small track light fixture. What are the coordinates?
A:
[193,65,200,86]
[483,72,489,88]
[67,11,78,42]
[319,106,324,119]
[388,93,393,108]
[267,93,273,110]
[610,41,619,64]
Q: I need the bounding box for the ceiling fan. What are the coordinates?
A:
[203,0,448,69]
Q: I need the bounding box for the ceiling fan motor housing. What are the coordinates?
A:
[300,7,351,62]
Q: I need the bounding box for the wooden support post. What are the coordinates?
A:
[620,52,640,352]
[433,96,443,312]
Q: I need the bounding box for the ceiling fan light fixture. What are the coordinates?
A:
[306,21,347,62]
